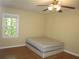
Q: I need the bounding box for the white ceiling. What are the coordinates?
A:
[0,0,79,12]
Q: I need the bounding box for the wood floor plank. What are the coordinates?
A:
[0,46,79,59]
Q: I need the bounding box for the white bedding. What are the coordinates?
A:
[26,38,64,53]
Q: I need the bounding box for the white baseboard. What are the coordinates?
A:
[64,50,79,57]
[0,44,25,49]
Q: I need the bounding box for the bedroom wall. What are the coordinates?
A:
[45,10,79,54]
[0,7,79,56]
[0,7,45,47]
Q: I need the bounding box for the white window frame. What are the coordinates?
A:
[2,13,19,38]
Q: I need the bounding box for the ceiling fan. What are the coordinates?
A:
[37,0,75,12]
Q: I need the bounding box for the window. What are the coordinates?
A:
[2,13,19,38]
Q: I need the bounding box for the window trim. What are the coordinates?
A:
[2,13,19,38]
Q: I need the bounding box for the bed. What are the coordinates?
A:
[26,37,64,58]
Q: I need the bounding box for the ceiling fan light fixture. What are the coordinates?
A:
[48,6,53,11]
[37,0,75,12]
[49,4,53,7]
[56,5,61,11]
[48,4,53,11]
[53,5,57,8]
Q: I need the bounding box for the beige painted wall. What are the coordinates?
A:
[0,7,79,55]
[0,8,45,47]
[45,10,79,54]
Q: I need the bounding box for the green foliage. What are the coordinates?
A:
[4,17,17,37]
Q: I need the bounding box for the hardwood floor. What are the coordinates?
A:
[0,46,79,59]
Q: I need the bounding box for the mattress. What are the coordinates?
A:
[26,38,64,53]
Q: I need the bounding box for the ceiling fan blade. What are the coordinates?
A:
[43,8,48,11]
[37,5,48,6]
[61,5,75,9]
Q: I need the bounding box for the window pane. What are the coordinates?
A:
[3,14,19,38]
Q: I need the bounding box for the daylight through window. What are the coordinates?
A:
[2,13,19,38]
